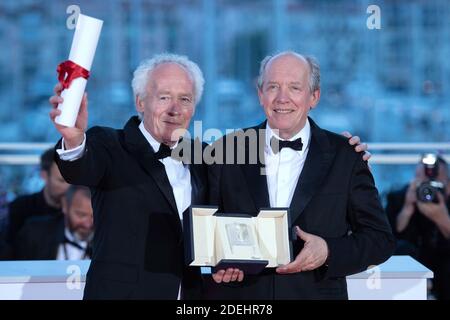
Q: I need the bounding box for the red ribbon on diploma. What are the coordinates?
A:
[57,60,90,89]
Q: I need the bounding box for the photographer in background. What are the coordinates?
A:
[386,154,450,300]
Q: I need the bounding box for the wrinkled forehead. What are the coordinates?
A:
[264,54,310,81]
[150,63,193,83]
[144,63,195,96]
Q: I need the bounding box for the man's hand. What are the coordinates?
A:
[212,268,244,283]
[276,226,328,274]
[417,192,450,239]
[341,131,371,161]
[417,192,449,223]
[49,83,88,149]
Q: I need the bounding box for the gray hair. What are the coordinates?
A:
[131,53,205,116]
[257,51,320,93]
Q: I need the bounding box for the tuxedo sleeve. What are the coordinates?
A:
[324,155,396,278]
[54,127,113,187]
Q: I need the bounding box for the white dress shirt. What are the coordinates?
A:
[56,134,86,161]
[137,122,192,220]
[264,119,311,208]
[56,228,90,260]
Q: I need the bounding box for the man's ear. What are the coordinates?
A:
[135,95,144,113]
[257,86,264,108]
[309,89,321,110]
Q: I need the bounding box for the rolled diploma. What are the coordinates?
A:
[55,14,103,127]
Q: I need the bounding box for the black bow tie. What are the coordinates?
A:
[154,141,184,160]
[270,136,303,154]
[154,143,173,159]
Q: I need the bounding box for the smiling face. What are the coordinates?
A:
[136,63,196,145]
[258,54,320,139]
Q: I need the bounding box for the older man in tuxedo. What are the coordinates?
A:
[49,54,207,299]
[205,51,395,299]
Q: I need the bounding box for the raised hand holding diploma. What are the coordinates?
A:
[55,14,103,128]
[49,83,87,149]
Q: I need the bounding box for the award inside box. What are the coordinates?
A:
[184,206,293,275]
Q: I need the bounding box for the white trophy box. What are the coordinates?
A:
[184,206,293,274]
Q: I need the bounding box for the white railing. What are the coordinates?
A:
[0,143,53,165]
[368,143,450,164]
[0,142,449,165]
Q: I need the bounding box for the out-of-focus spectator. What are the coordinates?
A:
[1,148,70,259]
[386,154,450,300]
[15,185,93,260]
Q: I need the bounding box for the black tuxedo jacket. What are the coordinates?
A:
[55,116,208,300]
[205,118,395,299]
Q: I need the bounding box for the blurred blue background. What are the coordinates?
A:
[0,0,449,204]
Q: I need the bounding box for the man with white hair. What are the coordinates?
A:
[206,51,395,299]
[49,53,207,299]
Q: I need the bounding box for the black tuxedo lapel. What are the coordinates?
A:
[241,122,270,212]
[142,153,179,215]
[187,138,205,206]
[242,162,270,212]
[122,117,178,216]
[289,118,336,224]
[189,164,201,205]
